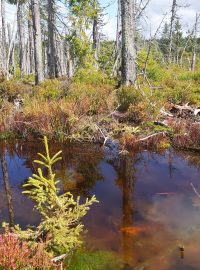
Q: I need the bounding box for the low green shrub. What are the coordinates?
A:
[117,87,142,112]
[179,72,200,82]
[68,250,121,270]
[21,74,35,85]
[34,79,66,100]
[162,78,192,104]
[73,68,113,86]
[164,86,191,105]
[137,49,163,81]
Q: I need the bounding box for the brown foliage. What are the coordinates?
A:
[0,233,58,270]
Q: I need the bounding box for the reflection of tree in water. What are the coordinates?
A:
[114,153,139,269]
[2,140,103,197]
[57,151,103,197]
[0,145,14,227]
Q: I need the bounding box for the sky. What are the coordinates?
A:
[5,0,200,40]
[100,0,200,39]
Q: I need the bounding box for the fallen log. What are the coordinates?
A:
[160,107,173,117]
[136,132,167,143]
[169,103,200,117]
[169,104,194,116]
[191,183,200,199]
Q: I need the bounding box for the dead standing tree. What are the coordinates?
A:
[17,1,26,77]
[31,0,44,84]
[143,14,167,82]
[0,0,8,75]
[92,0,100,68]
[47,0,58,79]
[191,13,200,71]
[120,0,136,85]
[168,0,188,63]
[118,0,150,85]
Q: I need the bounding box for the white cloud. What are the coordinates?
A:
[142,0,200,37]
[101,0,200,39]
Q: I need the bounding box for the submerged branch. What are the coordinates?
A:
[191,183,200,199]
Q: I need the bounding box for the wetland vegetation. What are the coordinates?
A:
[0,0,200,269]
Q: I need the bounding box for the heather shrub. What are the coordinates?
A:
[172,122,200,150]
[14,100,70,138]
[0,233,57,270]
[127,99,161,123]
[68,82,114,115]
[0,80,29,101]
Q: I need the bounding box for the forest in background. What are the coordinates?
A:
[0,0,199,149]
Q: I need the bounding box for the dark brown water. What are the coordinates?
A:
[0,139,200,270]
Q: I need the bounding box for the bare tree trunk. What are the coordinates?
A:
[191,13,199,71]
[112,0,121,77]
[7,23,15,73]
[28,15,34,74]
[47,0,56,78]
[168,0,177,63]
[92,1,100,69]
[17,3,26,77]
[25,41,29,74]
[54,33,60,77]
[180,33,193,66]
[1,0,7,72]
[92,16,99,68]
[31,0,44,84]
[143,15,166,81]
[120,0,136,86]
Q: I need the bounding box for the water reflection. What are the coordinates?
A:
[0,145,14,227]
[0,141,200,269]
